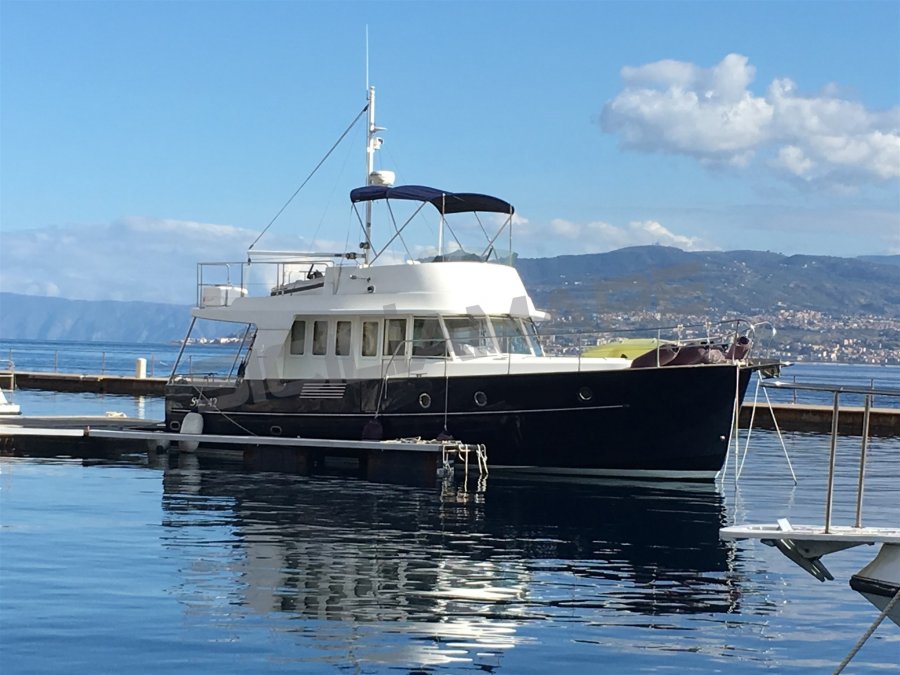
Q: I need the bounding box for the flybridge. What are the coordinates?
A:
[350,185,515,215]
[349,183,518,266]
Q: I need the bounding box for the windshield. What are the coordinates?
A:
[444,317,497,357]
[491,317,532,355]
[525,320,544,356]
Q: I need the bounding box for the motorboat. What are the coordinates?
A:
[165,85,779,480]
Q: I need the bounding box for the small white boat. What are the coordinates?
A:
[850,542,900,625]
[0,386,20,415]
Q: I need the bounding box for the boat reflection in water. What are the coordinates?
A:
[160,460,742,669]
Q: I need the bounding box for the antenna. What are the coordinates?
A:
[361,29,394,264]
[364,84,375,264]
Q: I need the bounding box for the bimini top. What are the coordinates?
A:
[350,184,514,215]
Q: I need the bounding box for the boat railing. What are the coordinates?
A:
[196,252,363,308]
[168,321,256,386]
[374,318,766,379]
[536,318,767,366]
[196,261,248,308]
[761,380,900,532]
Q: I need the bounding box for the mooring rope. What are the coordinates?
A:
[833,584,900,674]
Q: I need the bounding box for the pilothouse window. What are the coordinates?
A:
[290,320,306,355]
[335,321,352,356]
[313,321,328,355]
[362,321,379,357]
[384,319,407,357]
[412,318,446,357]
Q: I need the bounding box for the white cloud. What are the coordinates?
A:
[546,217,714,253]
[601,54,900,187]
[0,218,322,303]
[773,145,814,177]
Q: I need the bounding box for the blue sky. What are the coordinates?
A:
[1,0,898,303]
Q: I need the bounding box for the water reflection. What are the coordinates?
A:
[159,464,741,668]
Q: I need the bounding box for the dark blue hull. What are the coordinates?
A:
[166,362,762,479]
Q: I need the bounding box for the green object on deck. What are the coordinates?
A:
[582,338,660,359]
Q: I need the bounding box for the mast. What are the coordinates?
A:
[364,85,377,265]
[362,83,393,264]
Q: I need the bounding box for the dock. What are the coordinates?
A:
[0,370,166,395]
[0,415,487,486]
[739,402,898,436]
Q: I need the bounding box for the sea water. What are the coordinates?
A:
[1,432,898,673]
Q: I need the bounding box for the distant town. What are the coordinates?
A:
[541,308,900,366]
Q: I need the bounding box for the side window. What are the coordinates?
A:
[313,320,328,355]
[384,318,407,357]
[412,318,446,357]
[289,320,306,355]
[335,321,352,356]
[362,321,379,357]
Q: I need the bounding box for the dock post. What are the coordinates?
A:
[824,391,840,534]
[854,394,873,528]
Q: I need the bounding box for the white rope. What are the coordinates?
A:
[737,374,797,484]
[763,386,797,483]
[833,584,900,673]
[737,374,762,480]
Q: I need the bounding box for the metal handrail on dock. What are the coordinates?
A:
[722,380,900,669]
[721,379,900,584]
[761,380,900,532]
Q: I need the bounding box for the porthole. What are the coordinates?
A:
[270,425,283,436]
[578,386,593,402]
[169,420,181,432]
[474,391,488,407]
[419,393,432,409]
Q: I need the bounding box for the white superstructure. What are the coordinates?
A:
[193,258,630,382]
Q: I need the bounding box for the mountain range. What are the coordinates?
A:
[1,247,897,343]
[515,247,900,319]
